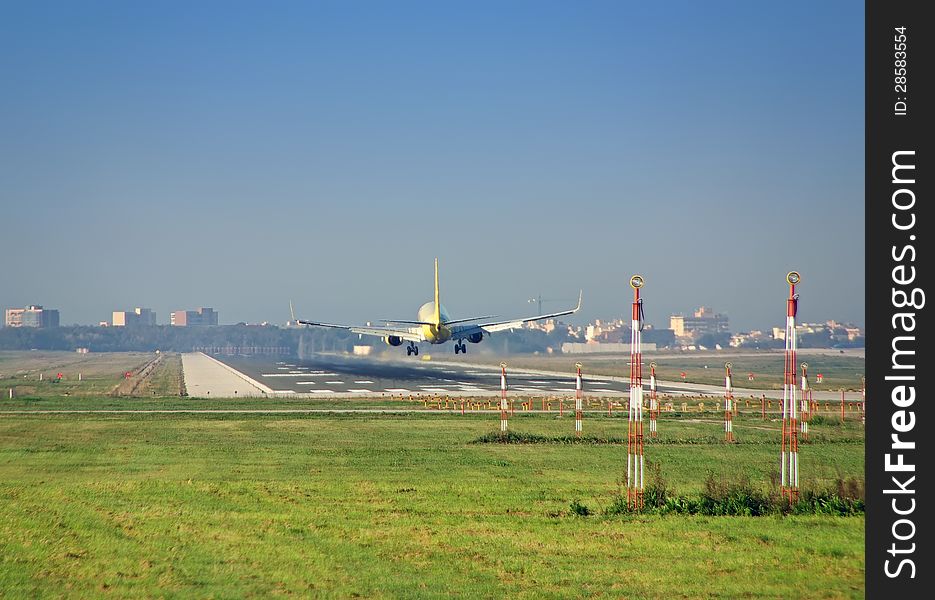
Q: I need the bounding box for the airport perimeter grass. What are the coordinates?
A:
[0,351,156,398]
[456,351,865,391]
[0,411,863,598]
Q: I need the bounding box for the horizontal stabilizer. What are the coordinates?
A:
[442,315,497,326]
[380,319,436,326]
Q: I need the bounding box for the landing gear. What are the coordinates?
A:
[454,342,467,355]
[407,343,419,356]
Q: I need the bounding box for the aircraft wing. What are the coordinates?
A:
[297,319,423,342]
[450,291,582,336]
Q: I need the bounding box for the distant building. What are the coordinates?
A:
[524,318,558,334]
[642,326,676,348]
[170,307,218,326]
[4,305,60,328]
[112,307,157,327]
[669,307,730,341]
[730,330,769,347]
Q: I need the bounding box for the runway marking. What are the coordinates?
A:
[420,388,450,393]
[354,380,374,384]
[385,388,411,393]
[296,382,317,385]
[347,389,373,393]
[263,373,316,377]
[311,390,333,394]
[551,388,575,393]
[263,372,339,378]
[589,382,611,386]
[529,380,556,384]
[325,381,344,384]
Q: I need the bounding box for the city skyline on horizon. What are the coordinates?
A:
[2,297,863,335]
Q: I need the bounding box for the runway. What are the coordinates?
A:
[206,353,707,398]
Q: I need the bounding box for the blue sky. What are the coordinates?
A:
[0,1,863,330]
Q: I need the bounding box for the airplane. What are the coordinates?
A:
[292,258,582,356]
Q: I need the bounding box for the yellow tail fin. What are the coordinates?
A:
[434,257,441,326]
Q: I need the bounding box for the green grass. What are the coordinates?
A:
[0,351,156,398]
[454,351,865,391]
[0,408,864,598]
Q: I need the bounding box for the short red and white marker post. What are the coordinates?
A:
[649,362,659,439]
[724,362,734,442]
[500,362,509,437]
[800,363,811,440]
[860,375,866,425]
[780,271,801,503]
[575,362,583,437]
[627,274,646,510]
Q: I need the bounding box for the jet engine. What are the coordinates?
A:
[384,335,403,346]
[467,332,484,344]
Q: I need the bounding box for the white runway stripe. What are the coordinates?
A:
[348,389,373,393]
[263,372,338,377]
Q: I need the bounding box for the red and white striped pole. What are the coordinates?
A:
[575,362,583,437]
[500,362,508,437]
[800,363,811,440]
[627,274,645,510]
[649,362,658,439]
[781,271,801,503]
[724,362,734,442]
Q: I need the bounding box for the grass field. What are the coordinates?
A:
[0,351,157,398]
[451,350,865,391]
[0,406,864,598]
